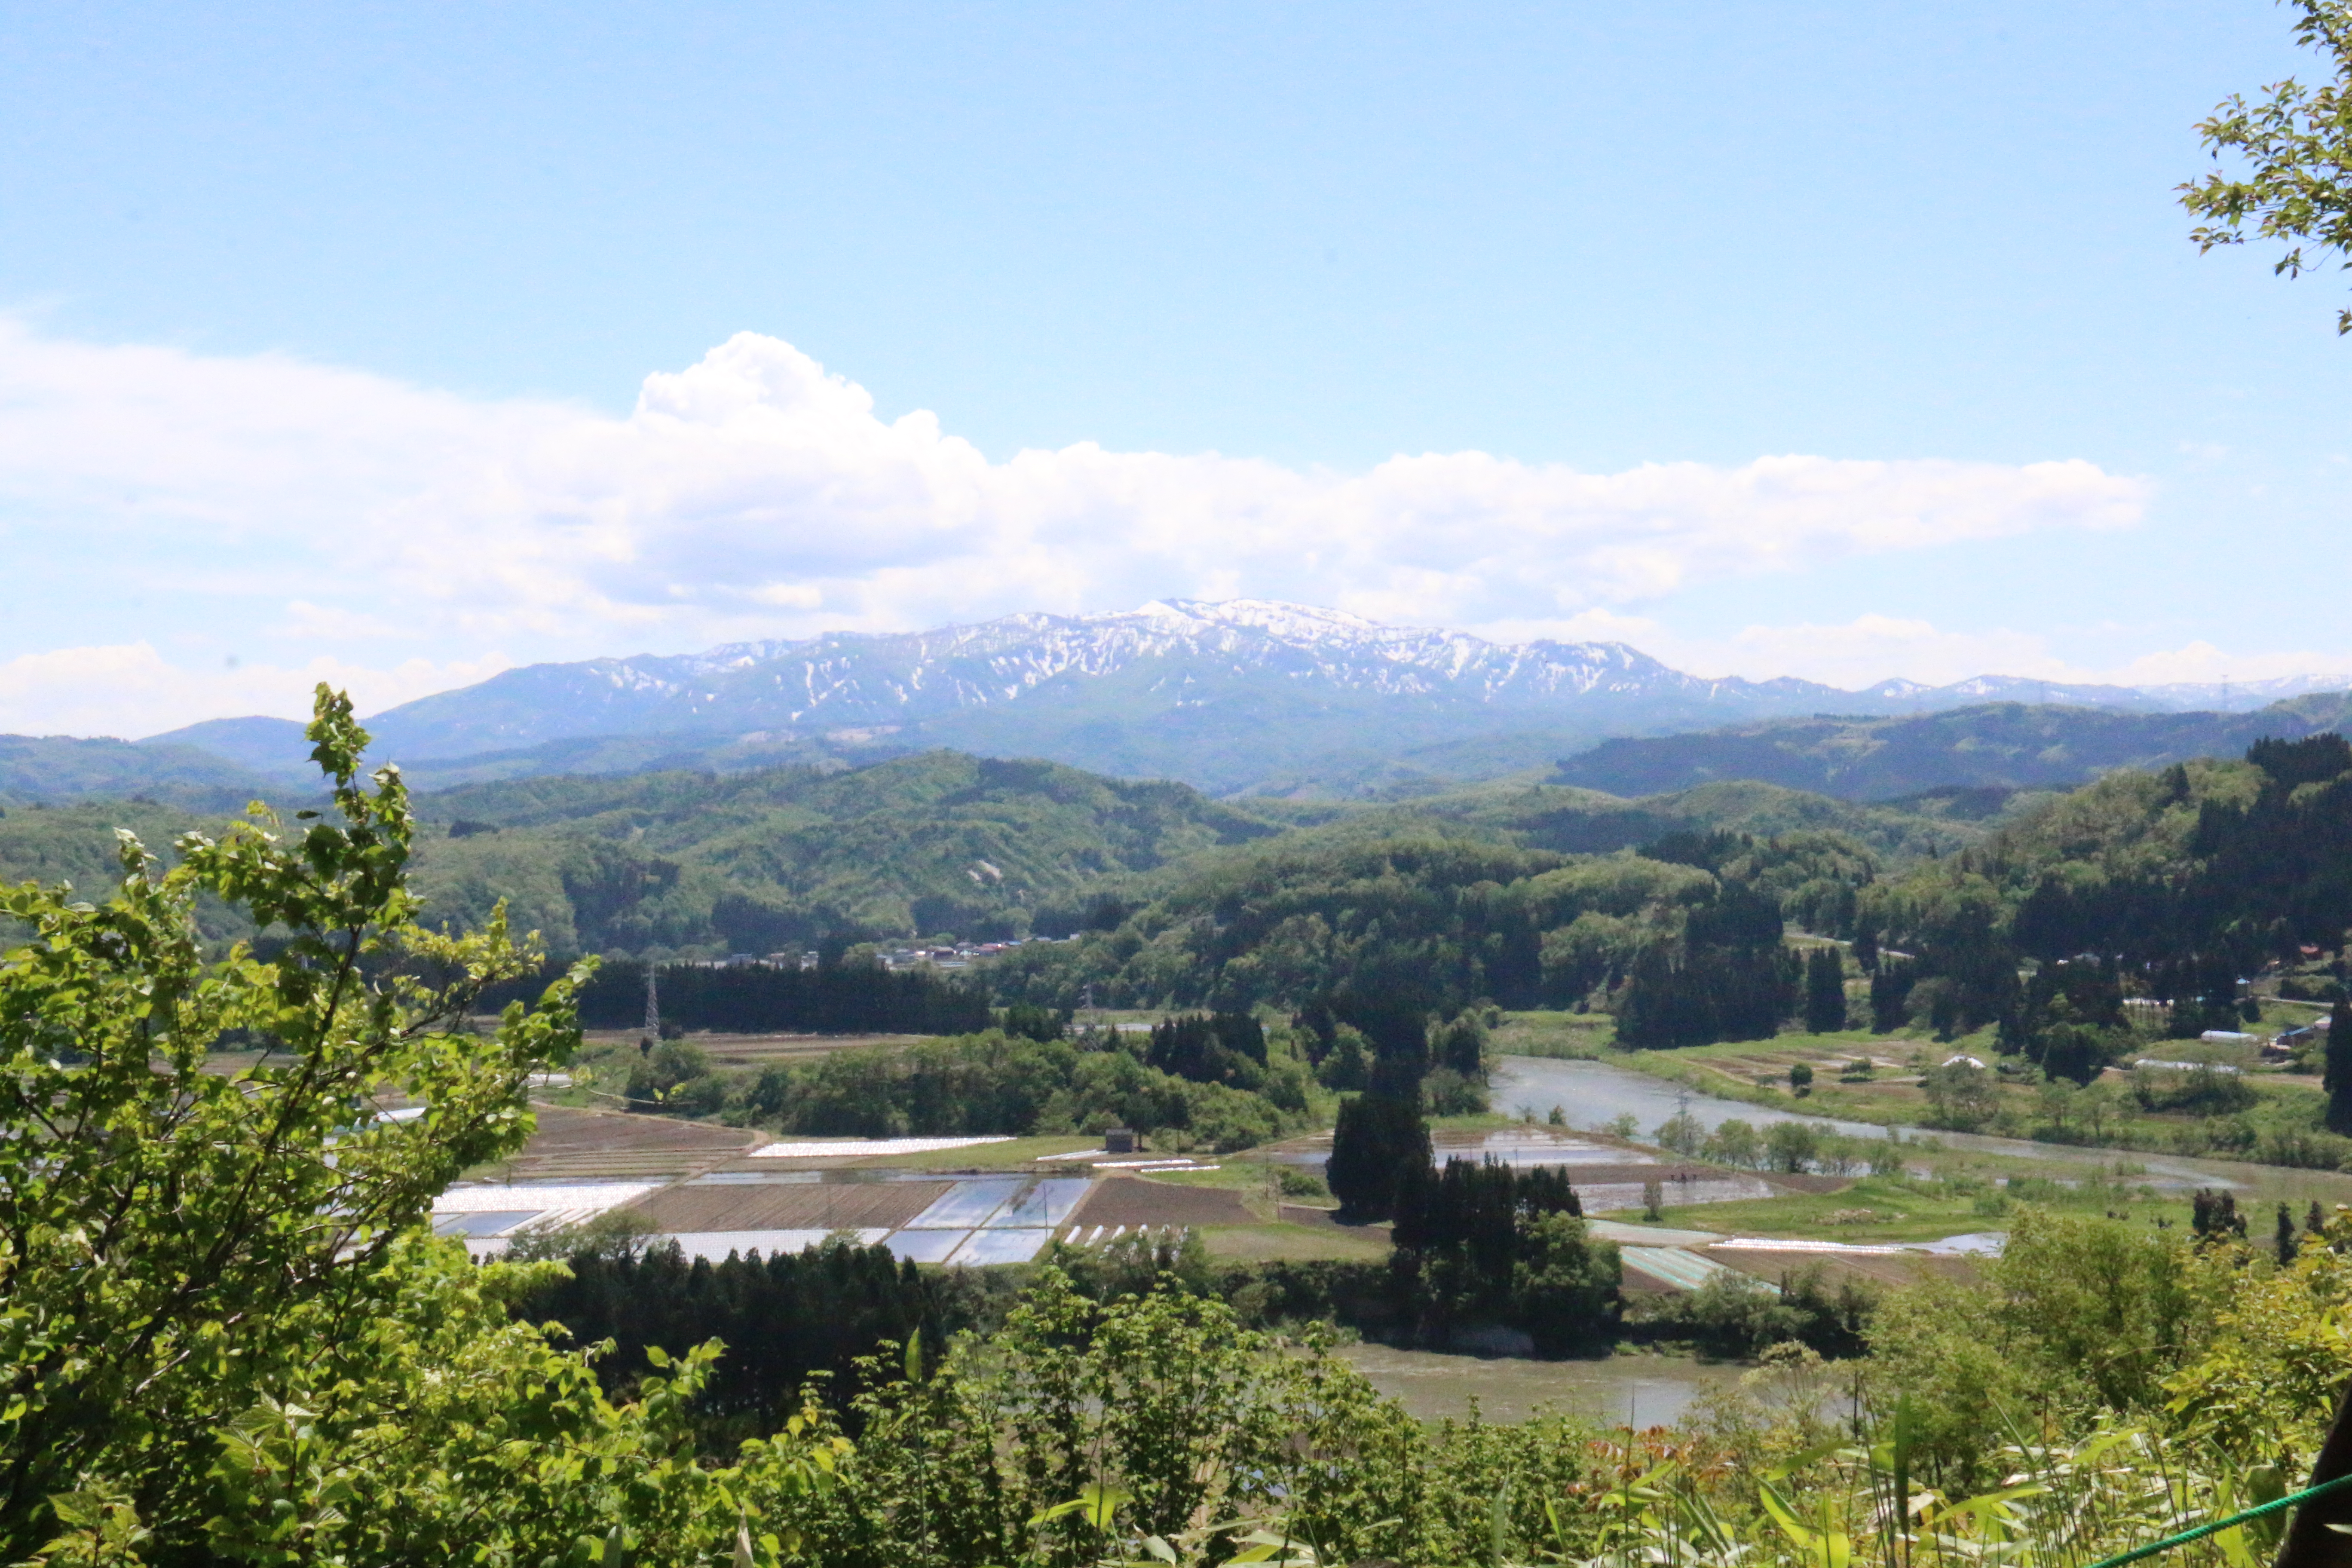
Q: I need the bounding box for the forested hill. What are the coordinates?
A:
[1549,694,2352,801]
[401,753,1996,959]
[1896,733,2352,967]
[1,743,1984,962]
[0,735,288,810]
[398,750,1283,956]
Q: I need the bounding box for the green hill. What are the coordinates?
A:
[401,750,1286,956]
[0,743,1985,965]
[0,735,287,810]
[1549,695,2352,800]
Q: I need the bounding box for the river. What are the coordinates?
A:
[1491,1055,2352,1204]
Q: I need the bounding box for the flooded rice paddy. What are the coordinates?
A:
[1339,1343,1758,1427]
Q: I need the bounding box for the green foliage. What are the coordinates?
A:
[1326,1093,1429,1218]
[2183,0,2352,334]
[0,689,583,1548]
[516,1236,943,1447]
[1144,1010,1267,1088]
[2325,1005,2352,1132]
[566,955,992,1035]
[410,749,1280,956]
[1559,697,2352,804]
[1802,945,1847,1033]
[999,1001,1067,1042]
[0,734,285,811]
[628,1037,726,1113]
[2129,1063,2259,1117]
[992,827,1873,1022]
[1389,1159,1617,1353]
[1918,1059,2000,1131]
[0,687,856,1563]
[766,1268,1608,1568]
[739,1031,1296,1152]
[1866,1208,2220,1483]
[1613,941,1795,1049]
[1629,1262,1873,1358]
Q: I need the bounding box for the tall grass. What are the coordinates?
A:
[1522,1408,2289,1568]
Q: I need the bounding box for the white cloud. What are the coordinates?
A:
[0,322,2149,681]
[0,643,512,738]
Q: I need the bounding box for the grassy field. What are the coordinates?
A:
[1197,1222,1390,1263]
[1491,1010,1612,1058]
[841,1134,1100,1171]
[1637,1172,2180,1243]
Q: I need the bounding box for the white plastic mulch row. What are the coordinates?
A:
[1027,1154,1221,1171]
[750,1135,1017,1159]
[1709,1237,1914,1257]
[1057,1224,1189,1248]
[434,1182,658,1214]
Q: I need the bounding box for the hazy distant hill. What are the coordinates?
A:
[0,735,285,810]
[1549,695,2352,801]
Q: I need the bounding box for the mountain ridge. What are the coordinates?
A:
[79,599,2352,799]
[1549,693,2352,801]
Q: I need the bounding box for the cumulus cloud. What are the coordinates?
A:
[0,320,2147,643]
[0,320,2181,732]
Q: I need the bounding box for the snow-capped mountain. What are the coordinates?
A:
[140,600,2352,798]
[353,598,1855,766]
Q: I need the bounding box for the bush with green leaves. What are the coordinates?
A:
[735,1029,1298,1152]
[0,689,849,1562]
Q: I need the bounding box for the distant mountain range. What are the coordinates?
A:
[4,599,2348,805]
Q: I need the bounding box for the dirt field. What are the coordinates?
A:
[1069,1176,1258,1228]
[581,1030,926,1069]
[472,1105,762,1182]
[1710,1247,1980,1292]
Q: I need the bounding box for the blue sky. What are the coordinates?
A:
[0,1,2344,734]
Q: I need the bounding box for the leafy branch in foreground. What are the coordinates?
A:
[0,686,586,1551]
[2183,0,2352,331]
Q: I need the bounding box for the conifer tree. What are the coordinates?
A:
[1326,1094,1430,1219]
[2326,1006,2352,1133]
[1804,946,1847,1033]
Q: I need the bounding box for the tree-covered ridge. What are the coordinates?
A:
[0,735,288,811]
[986,825,1881,1022]
[1861,735,2352,971]
[403,750,1285,955]
[3,738,1982,966]
[1551,693,2352,801]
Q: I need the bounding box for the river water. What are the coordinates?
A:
[1492,1055,2352,1202]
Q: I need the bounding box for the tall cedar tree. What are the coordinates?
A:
[2328,1008,2352,1133]
[1803,946,1847,1033]
[1326,1093,1431,1219]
